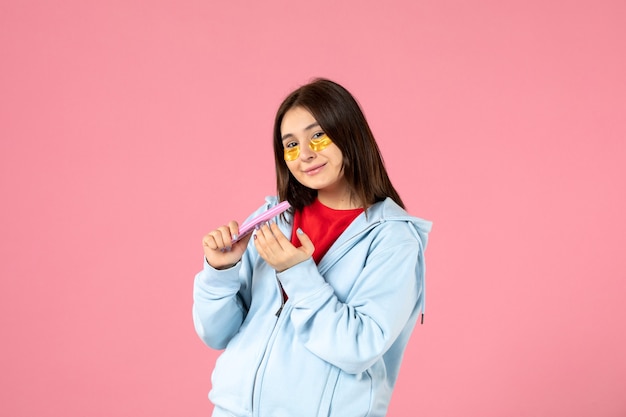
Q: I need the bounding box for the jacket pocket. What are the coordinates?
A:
[326,370,373,417]
[317,367,340,417]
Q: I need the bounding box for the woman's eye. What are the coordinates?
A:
[309,134,333,152]
[312,132,326,140]
[285,141,298,149]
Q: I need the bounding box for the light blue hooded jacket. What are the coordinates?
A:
[193,196,431,417]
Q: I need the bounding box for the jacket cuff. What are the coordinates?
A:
[196,257,242,295]
[277,258,329,302]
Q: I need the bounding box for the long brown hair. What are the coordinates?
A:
[273,78,405,212]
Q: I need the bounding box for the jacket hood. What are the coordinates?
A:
[363,197,432,250]
[265,195,432,249]
[266,195,433,320]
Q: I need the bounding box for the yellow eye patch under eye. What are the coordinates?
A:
[309,135,333,152]
[283,146,299,161]
[283,135,333,161]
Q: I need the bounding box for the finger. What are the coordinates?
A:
[254,223,280,258]
[202,234,218,250]
[253,229,269,259]
[254,224,272,249]
[216,225,234,249]
[295,228,315,257]
[228,220,240,242]
[269,222,293,249]
[205,228,229,251]
[260,223,285,252]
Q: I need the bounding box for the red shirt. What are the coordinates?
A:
[290,198,364,264]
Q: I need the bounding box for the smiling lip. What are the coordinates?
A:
[303,163,327,175]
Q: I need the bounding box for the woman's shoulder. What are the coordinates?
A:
[366,198,432,249]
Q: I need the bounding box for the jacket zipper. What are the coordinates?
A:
[275,277,285,317]
[252,282,289,416]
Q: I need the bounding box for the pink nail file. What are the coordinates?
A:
[232,201,291,243]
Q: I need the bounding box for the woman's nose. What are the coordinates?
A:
[299,142,316,160]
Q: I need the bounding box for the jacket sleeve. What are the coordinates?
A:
[192,197,278,350]
[276,222,425,374]
[192,258,250,350]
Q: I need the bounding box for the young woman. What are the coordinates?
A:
[193,79,432,417]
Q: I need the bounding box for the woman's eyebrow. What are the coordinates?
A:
[304,122,321,131]
[282,123,321,141]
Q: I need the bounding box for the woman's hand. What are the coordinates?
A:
[254,223,314,272]
[202,221,252,270]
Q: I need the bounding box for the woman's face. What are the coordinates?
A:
[280,106,348,199]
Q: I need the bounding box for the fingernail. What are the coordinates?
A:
[232,233,238,241]
[297,227,303,234]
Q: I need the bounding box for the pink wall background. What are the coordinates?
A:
[1,1,625,416]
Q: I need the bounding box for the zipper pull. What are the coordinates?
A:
[420,313,424,325]
[275,277,286,317]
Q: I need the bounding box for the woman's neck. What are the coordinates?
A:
[317,188,361,210]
